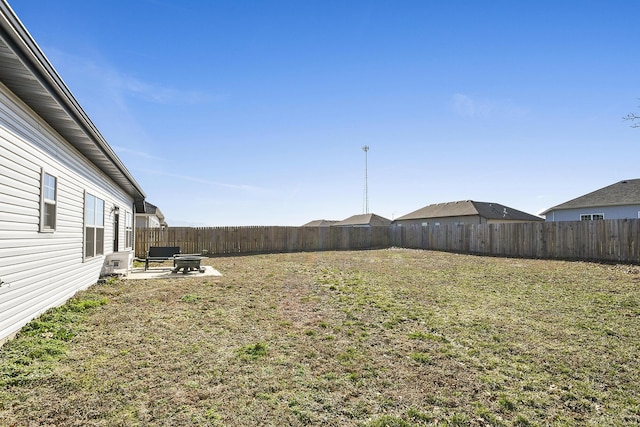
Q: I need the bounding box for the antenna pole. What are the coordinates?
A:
[362,145,369,214]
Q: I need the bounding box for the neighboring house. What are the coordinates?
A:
[136,201,168,229]
[0,2,145,344]
[301,219,339,227]
[541,179,640,222]
[332,213,392,227]
[393,200,543,227]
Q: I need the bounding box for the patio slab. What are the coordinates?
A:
[124,265,222,280]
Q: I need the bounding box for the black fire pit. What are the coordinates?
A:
[172,256,205,274]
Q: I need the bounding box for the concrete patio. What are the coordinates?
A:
[124,265,222,280]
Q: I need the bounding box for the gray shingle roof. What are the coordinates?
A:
[301,220,339,227]
[144,201,159,215]
[541,179,640,214]
[333,213,392,226]
[395,200,543,222]
[140,201,167,227]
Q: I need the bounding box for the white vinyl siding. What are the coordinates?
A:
[0,82,135,344]
[135,214,160,228]
[546,206,640,222]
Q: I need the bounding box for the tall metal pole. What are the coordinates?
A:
[362,145,369,214]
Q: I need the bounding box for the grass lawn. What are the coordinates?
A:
[1,249,639,426]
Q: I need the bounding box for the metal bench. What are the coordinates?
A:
[143,246,181,270]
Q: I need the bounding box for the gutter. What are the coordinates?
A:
[0,1,146,207]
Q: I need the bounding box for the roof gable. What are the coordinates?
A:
[542,179,640,214]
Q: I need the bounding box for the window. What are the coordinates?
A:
[85,193,104,258]
[421,222,429,227]
[40,171,57,231]
[581,214,605,221]
[125,211,133,248]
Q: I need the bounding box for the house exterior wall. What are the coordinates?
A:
[395,216,542,227]
[394,215,483,227]
[149,216,160,227]
[135,214,161,228]
[135,216,148,228]
[485,218,543,224]
[544,205,640,222]
[0,82,135,344]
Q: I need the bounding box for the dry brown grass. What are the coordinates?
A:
[1,249,640,426]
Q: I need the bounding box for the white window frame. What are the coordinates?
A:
[84,192,105,259]
[39,169,57,232]
[125,211,133,249]
[580,213,605,221]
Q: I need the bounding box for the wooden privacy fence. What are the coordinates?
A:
[392,219,640,263]
[135,219,640,264]
[135,226,393,258]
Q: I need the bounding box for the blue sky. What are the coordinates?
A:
[9,0,640,226]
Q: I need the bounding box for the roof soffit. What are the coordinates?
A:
[0,2,145,209]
